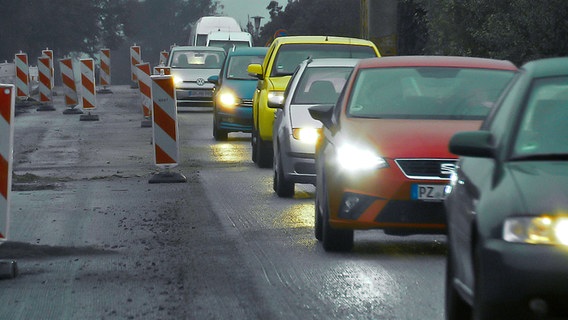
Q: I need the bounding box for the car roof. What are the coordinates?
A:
[226,47,268,57]
[170,45,226,52]
[356,56,518,71]
[271,35,378,47]
[306,58,361,68]
[520,56,568,78]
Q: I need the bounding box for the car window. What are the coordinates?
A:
[226,55,265,80]
[171,50,226,69]
[513,76,568,156]
[347,67,515,120]
[291,66,353,104]
[271,44,376,77]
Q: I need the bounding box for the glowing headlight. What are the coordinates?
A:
[267,91,285,105]
[173,75,183,85]
[336,144,388,171]
[292,128,319,144]
[219,92,237,108]
[503,215,568,245]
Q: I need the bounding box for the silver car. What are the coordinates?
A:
[271,58,359,197]
[167,46,226,111]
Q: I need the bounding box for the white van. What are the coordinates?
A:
[206,31,253,52]
[190,16,241,46]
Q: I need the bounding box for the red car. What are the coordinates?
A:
[309,56,517,251]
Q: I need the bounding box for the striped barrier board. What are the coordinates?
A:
[130,45,141,83]
[0,85,15,241]
[41,48,54,89]
[14,52,29,98]
[149,74,186,183]
[59,58,82,114]
[79,59,99,121]
[98,48,112,94]
[135,62,152,127]
[159,50,169,66]
[37,56,55,111]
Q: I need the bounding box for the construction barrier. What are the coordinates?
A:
[149,74,186,183]
[41,48,54,89]
[159,50,169,66]
[59,57,81,114]
[79,58,99,121]
[135,62,152,127]
[153,66,171,75]
[37,56,55,111]
[0,84,14,241]
[130,45,141,87]
[14,52,29,99]
[98,48,112,94]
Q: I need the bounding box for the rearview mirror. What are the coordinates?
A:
[207,75,219,85]
[449,130,494,158]
[247,64,263,80]
[308,104,335,130]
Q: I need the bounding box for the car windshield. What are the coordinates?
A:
[512,76,568,158]
[170,50,225,69]
[226,55,265,80]
[347,67,515,120]
[271,44,376,77]
[291,66,353,104]
[209,41,250,53]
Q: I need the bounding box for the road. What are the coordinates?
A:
[0,86,447,320]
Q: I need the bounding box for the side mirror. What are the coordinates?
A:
[449,130,494,158]
[247,63,263,80]
[207,75,219,85]
[308,104,335,130]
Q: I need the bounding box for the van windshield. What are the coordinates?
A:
[271,44,376,77]
[209,41,250,53]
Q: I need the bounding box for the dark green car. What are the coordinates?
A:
[445,57,568,319]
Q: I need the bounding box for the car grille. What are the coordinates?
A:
[394,159,457,180]
[240,98,253,107]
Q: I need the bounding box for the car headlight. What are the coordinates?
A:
[173,75,183,86]
[267,91,285,106]
[292,128,319,144]
[218,92,238,108]
[336,144,388,171]
[503,215,568,245]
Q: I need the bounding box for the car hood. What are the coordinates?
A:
[506,161,568,214]
[290,104,324,128]
[220,79,258,99]
[340,119,482,158]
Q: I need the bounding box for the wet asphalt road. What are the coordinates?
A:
[0,86,447,319]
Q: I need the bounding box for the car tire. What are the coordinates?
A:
[273,148,294,197]
[445,241,472,320]
[256,134,273,168]
[321,185,353,252]
[251,128,258,163]
[213,116,228,141]
[314,190,323,241]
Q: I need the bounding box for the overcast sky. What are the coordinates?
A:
[217,0,280,28]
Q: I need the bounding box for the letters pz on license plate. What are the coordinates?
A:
[411,184,446,201]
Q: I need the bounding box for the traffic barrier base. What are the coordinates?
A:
[97,86,113,94]
[79,112,99,121]
[0,260,18,279]
[63,107,83,115]
[148,169,187,184]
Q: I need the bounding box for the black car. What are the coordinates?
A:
[445,57,568,320]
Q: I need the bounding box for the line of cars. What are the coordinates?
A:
[168,33,568,319]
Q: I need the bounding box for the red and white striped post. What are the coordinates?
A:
[37,56,55,111]
[0,85,18,278]
[149,74,186,183]
[79,58,99,121]
[14,52,29,100]
[159,50,169,66]
[130,45,141,88]
[41,48,54,89]
[98,48,112,94]
[59,57,81,114]
[136,62,152,127]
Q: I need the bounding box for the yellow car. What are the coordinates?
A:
[247,36,380,167]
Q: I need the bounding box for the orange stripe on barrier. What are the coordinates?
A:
[81,74,95,93]
[0,91,10,123]
[155,144,176,164]
[154,78,175,100]
[0,156,8,199]
[153,102,176,140]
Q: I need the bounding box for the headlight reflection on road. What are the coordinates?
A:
[276,203,315,229]
[210,143,249,163]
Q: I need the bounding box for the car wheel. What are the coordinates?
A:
[256,135,273,168]
[273,147,294,197]
[213,116,228,141]
[445,241,472,320]
[251,128,258,163]
[321,187,353,252]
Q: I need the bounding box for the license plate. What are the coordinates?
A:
[411,184,446,201]
[188,90,211,97]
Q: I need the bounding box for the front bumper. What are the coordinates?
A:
[477,239,568,318]
[176,88,214,108]
[216,104,253,132]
